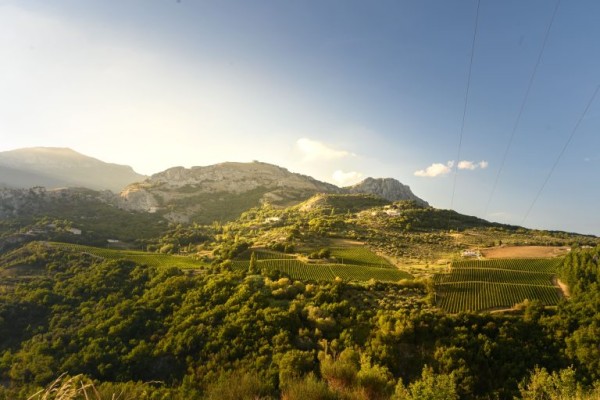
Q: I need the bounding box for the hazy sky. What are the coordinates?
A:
[2,1,600,235]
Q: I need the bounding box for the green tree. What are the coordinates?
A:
[319,348,359,391]
[356,354,395,400]
[281,373,336,400]
[393,366,458,400]
[318,248,331,259]
[248,251,258,274]
[518,367,582,400]
[277,350,315,388]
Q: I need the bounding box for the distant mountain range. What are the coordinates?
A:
[0,147,428,223]
[0,147,146,192]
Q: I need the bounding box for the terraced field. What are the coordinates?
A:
[434,268,554,286]
[435,258,562,313]
[50,242,204,269]
[451,258,561,273]
[237,249,297,260]
[233,246,407,282]
[329,247,394,268]
[231,258,412,282]
[52,243,412,282]
[232,259,334,281]
[328,263,408,281]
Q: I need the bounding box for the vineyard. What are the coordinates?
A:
[237,249,297,260]
[450,258,562,273]
[435,258,563,313]
[231,258,412,282]
[49,242,205,269]
[232,246,407,282]
[329,247,394,268]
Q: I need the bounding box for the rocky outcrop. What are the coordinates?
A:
[0,187,118,218]
[119,162,429,222]
[119,187,160,213]
[346,177,428,206]
[119,161,343,221]
[139,162,340,193]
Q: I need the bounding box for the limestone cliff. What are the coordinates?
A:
[119,161,342,222]
[346,177,428,206]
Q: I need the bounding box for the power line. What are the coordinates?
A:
[521,84,600,225]
[450,0,480,212]
[484,0,561,217]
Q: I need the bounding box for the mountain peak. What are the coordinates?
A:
[347,177,428,206]
[2,146,85,160]
[120,161,343,223]
[0,147,146,192]
[144,161,339,191]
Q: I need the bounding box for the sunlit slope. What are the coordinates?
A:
[232,248,412,283]
[49,242,205,269]
[434,258,563,313]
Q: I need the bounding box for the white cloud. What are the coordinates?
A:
[414,161,454,178]
[415,159,488,177]
[458,160,489,170]
[332,170,364,186]
[458,160,477,170]
[296,138,354,161]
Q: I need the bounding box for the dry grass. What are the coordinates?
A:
[27,374,110,400]
[481,246,570,259]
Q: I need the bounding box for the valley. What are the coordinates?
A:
[0,151,599,399]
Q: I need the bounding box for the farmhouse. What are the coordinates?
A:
[461,250,480,258]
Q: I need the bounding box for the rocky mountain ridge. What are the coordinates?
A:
[0,147,428,224]
[119,161,428,223]
[0,187,116,219]
[346,177,428,207]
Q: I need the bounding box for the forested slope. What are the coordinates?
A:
[0,243,599,399]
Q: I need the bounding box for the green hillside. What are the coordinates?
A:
[232,247,411,282]
[434,258,563,312]
[2,187,600,399]
[231,258,412,282]
[49,242,207,269]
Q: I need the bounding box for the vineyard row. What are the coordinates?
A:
[436,281,561,313]
[231,259,411,282]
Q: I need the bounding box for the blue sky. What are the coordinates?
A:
[1,0,600,235]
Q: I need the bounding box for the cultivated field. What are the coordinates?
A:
[237,249,297,260]
[231,258,411,282]
[329,247,394,268]
[434,258,563,313]
[52,243,413,282]
[233,247,411,283]
[481,246,570,259]
[50,242,205,269]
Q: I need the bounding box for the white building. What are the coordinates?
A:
[461,250,480,258]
